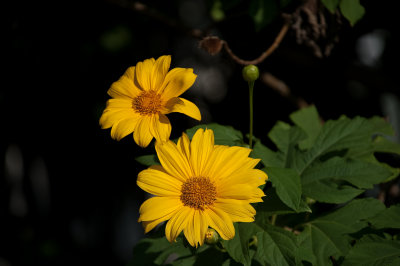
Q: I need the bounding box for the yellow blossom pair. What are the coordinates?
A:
[100,56,267,247]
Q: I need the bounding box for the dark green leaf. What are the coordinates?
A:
[268,121,306,168]
[369,205,400,229]
[289,105,322,150]
[303,180,363,204]
[185,123,243,146]
[135,154,160,166]
[321,0,339,13]
[301,157,392,203]
[266,167,302,211]
[298,198,385,265]
[249,0,279,31]
[339,0,366,26]
[257,187,311,217]
[372,135,400,155]
[251,140,283,168]
[255,224,298,266]
[223,223,260,266]
[342,235,400,266]
[293,116,391,175]
[131,236,192,265]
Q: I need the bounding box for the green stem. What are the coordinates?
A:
[248,81,254,148]
[270,214,277,225]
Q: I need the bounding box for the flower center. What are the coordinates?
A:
[132,90,162,115]
[180,177,217,210]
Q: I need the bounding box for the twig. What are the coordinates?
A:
[222,22,291,65]
[261,72,309,109]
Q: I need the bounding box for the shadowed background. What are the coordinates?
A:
[2,0,400,265]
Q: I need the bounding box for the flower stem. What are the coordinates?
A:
[270,214,277,225]
[249,81,254,148]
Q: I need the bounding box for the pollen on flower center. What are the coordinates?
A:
[180,177,217,210]
[132,90,162,115]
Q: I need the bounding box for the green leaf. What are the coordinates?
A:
[372,135,400,155]
[293,116,391,175]
[257,187,311,217]
[185,123,243,146]
[249,0,279,31]
[302,157,391,189]
[301,157,392,203]
[369,205,400,229]
[266,167,302,211]
[302,180,363,204]
[223,223,259,266]
[289,105,322,150]
[268,121,306,168]
[339,0,365,26]
[131,236,192,265]
[255,224,298,266]
[321,0,339,13]
[251,140,283,167]
[135,154,160,166]
[342,235,400,266]
[298,198,385,265]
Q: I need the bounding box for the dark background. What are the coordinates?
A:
[2,0,399,265]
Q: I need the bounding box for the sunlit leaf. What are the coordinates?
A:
[339,0,366,26]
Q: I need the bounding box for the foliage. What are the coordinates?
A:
[131,106,400,265]
[210,0,366,31]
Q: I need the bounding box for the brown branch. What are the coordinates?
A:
[261,72,309,109]
[221,21,290,65]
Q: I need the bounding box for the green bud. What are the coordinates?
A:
[205,228,219,245]
[242,65,259,82]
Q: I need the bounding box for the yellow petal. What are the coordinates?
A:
[207,146,253,181]
[160,68,197,99]
[194,210,208,246]
[218,184,265,203]
[155,141,193,182]
[137,165,183,196]
[150,114,171,142]
[190,129,214,177]
[110,116,140,141]
[218,169,267,188]
[164,97,201,121]
[183,209,209,247]
[135,58,156,91]
[107,75,142,99]
[214,198,256,223]
[165,206,191,243]
[142,212,175,234]
[123,66,136,80]
[151,55,171,92]
[183,208,197,247]
[133,117,154,148]
[205,207,235,240]
[99,109,138,129]
[105,98,133,109]
[138,196,182,222]
[177,133,191,162]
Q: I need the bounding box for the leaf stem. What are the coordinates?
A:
[249,81,254,148]
[270,214,277,225]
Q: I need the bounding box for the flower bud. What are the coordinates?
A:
[205,228,219,244]
[242,65,259,82]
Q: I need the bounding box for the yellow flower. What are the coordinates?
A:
[137,128,268,247]
[99,55,201,147]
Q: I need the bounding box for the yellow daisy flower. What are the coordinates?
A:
[137,128,268,247]
[99,55,201,147]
